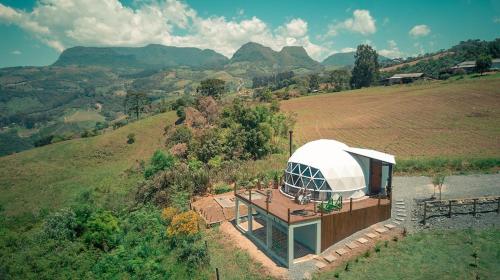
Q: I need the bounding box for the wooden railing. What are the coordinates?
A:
[421,196,500,225]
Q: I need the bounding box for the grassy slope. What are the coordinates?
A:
[0,112,176,216]
[315,228,500,280]
[281,75,500,159]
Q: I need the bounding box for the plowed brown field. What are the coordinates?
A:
[281,77,500,158]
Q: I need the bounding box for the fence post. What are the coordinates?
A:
[349,198,353,213]
[287,208,291,224]
[423,202,427,225]
[448,200,452,218]
[473,199,477,216]
[216,267,220,280]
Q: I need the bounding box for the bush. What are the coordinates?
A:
[177,238,208,270]
[144,150,175,179]
[214,183,233,194]
[167,211,200,240]
[83,210,121,251]
[162,207,178,224]
[42,208,78,240]
[127,133,135,144]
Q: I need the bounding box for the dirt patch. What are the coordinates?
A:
[219,221,288,279]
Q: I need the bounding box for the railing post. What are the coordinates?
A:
[448,200,452,218]
[378,195,381,207]
[287,208,291,224]
[249,189,252,203]
[266,193,269,214]
[473,199,477,216]
[423,202,427,225]
[349,198,353,213]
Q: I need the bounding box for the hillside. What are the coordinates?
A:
[322,51,390,67]
[0,111,176,216]
[54,44,229,70]
[281,75,500,159]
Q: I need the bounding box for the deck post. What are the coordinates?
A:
[423,202,427,225]
[235,198,240,227]
[248,204,253,235]
[378,195,381,207]
[287,208,291,224]
[316,221,321,255]
[266,216,272,249]
[349,198,353,213]
[287,225,294,267]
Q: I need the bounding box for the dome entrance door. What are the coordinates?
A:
[369,159,382,194]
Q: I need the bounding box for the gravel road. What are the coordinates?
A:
[392,174,500,232]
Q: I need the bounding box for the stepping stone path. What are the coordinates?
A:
[375,227,388,233]
[324,254,337,263]
[315,261,326,269]
[365,232,378,239]
[336,248,349,256]
[346,242,359,249]
[356,237,369,244]
[384,224,396,230]
[393,198,406,224]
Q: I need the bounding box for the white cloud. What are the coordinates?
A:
[285,18,308,37]
[341,47,356,53]
[328,9,376,36]
[409,24,431,37]
[237,9,244,16]
[11,50,21,55]
[378,40,403,58]
[0,1,330,60]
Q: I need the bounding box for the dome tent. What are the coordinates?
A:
[282,139,395,201]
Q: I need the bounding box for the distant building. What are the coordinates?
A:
[450,60,476,73]
[449,58,500,73]
[491,58,500,70]
[381,72,425,85]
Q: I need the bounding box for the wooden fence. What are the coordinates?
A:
[422,196,500,225]
[320,201,391,251]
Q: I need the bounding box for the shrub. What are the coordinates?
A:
[167,211,200,240]
[363,250,371,258]
[83,210,121,251]
[144,150,175,179]
[375,244,381,252]
[214,183,233,194]
[162,207,178,224]
[177,238,208,270]
[127,133,135,144]
[42,208,78,240]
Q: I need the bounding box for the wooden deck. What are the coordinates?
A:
[235,188,390,225]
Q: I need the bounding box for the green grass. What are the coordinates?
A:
[0,111,176,217]
[314,228,500,280]
[395,157,500,175]
[63,109,105,123]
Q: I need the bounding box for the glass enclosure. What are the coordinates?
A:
[283,162,333,201]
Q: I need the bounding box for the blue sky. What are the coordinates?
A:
[0,0,499,67]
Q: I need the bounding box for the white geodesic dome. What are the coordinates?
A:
[283,139,367,200]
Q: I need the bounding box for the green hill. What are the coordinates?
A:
[0,111,176,216]
[322,51,390,67]
[54,44,229,70]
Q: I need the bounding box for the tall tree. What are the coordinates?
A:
[197,79,226,99]
[124,92,149,120]
[350,45,380,88]
[308,73,320,92]
[476,54,492,75]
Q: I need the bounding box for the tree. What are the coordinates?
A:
[475,55,492,75]
[124,92,149,120]
[308,73,320,92]
[351,45,380,88]
[329,69,351,91]
[197,79,226,99]
[431,173,446,200]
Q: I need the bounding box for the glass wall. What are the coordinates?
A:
[283,162,333,201]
